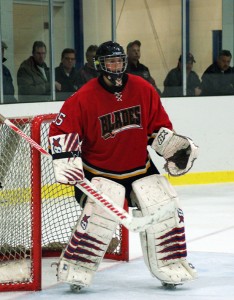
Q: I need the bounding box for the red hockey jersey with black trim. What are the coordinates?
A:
[49,74,173,180]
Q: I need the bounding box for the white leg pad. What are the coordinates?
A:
[57,177,125,287]
[132,174,197,285]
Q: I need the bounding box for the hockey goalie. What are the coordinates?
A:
[49,41,199,291]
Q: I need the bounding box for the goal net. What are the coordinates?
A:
[0,114,129,291]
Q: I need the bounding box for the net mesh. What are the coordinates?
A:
[0,114,128,291]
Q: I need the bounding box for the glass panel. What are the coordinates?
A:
[0,0,75,104]
[82,0,112,50]
[116,0,182,96]
[1,0,17,104]
[2,0,234,103]
[76,0,112,94]
[1,0,112,104]
[13,0,50,102]
[190,0,234,96]
[190,0,222,97]
[53,0,76,101]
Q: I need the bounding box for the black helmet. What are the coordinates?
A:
[95,41,128,86]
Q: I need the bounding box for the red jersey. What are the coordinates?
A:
[49,74,172,180]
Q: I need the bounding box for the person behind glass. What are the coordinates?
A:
[76,45,99,89]
[162,53,201,97]
[17,41,50,102]
[201,50,234,96]
[126,40,161,94]
[55,48,79,100]
[1,41,16,103]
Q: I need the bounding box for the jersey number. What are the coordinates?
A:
[53,112,66,126]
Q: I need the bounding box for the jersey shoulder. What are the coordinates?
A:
[64,77,99,103]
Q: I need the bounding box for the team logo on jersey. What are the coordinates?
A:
[157,129,168,145]
[99,105,142,139]
[81,214,90,230]
[52,138,62,153]
[177,208,184,223]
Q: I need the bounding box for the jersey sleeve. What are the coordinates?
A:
[147,88,173,141]
[49,93,83,139]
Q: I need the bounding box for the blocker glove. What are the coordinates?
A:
[49,133,84,184]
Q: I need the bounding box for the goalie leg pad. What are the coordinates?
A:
[57,177,125,287]
[131,174,197,285]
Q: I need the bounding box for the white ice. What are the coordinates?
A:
[1,183,234,300]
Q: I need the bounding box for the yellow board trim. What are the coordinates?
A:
[0,184,74,203]
[165,171,234,185]
[41,183,74,198]
[1,171,234,203]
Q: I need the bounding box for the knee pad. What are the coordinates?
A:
[57,177,125,287]
[131,174,197,285]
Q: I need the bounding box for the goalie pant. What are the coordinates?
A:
[132,174,197,285]
[56,177,125,287]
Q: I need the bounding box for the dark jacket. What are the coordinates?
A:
[76,63,99,89]
[126,61,161,94]
[163,67,201,97]
[17,56,50,102]
[55,63,80,100]
[2,58,16,103]
[201,62,234,96]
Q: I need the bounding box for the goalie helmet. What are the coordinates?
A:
[95,41,128,86]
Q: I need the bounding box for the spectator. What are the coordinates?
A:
[17,41,50,102]
[201,50,234,96]
[1,41,16,103]
[77,45,99,89]
[126,40,161,94]
[163,53,201,97]
[55,48,79,100]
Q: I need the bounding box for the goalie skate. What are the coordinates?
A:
[161,282,181,289]
[52,257,92,290]
[70,283,85,292]
[52,264,84,293]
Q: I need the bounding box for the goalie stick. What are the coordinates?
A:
[0,113,173,232]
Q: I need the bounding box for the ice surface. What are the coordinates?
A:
[1,183,234,300]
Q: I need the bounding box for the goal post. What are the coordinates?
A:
[0,114,129,292]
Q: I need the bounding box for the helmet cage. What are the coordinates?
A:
[97,54,128,76]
